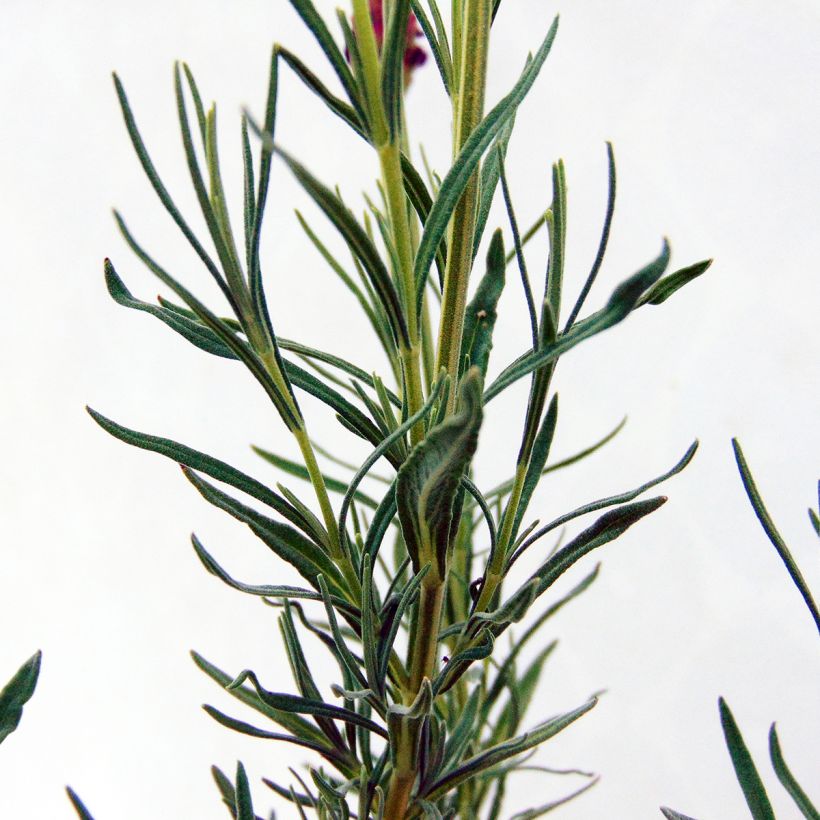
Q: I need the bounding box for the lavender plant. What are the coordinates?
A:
[89,1,710,816]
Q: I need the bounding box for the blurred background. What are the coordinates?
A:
[1,0,818,816]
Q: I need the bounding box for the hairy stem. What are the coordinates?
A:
[435,0,491,410]
[407,579,445,698]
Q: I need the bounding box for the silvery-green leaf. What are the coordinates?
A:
[397,369,484,579]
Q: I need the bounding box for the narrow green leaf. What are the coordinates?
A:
[182,467,347,593]
[718,697,775,820]
[229,670,388,739]
[285,0,365,122]
[510,394,559,540]
[509,777,599,818]
[282,359,389,453]
[660,809,699,820]
[279,601,350,746]
[638,259,712,307]
[409,0,453,94]
[277,46,366,139]
[234,761,255,820]
[397,369,484,578]
[192,651,327,745]
[0,650,41,745]
[174,63,245,303]
[423,696,597,800]
[276,148,410,347]
[472,117,516,263]
[364,482,398,563]
[461,229,506,379]
[381,0,412,139]
[769,723,820,819]
[86,408,318,540]
[525,496,667,598]
[360,555,383,697]
[66,787,95,820]
[565,142,616,329]
[108,229,299,430]
[104,260,236,358]
[279,336,401,407]
[111,72,238,312]
[486,240,670,401]
[191,534,358,616]
[211,765,239,817]
[733,439,820,634]
[414,17,559,312]
[511,441,697,567]
[378,564,430,683]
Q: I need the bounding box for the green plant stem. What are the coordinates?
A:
[475,461,526,611]
[407,579,445,698]
[383,768,415,818]
[435,0,490,410]
[379,141,427,443]
[256,342,360,598]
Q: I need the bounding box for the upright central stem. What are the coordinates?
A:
[434,0,491,411]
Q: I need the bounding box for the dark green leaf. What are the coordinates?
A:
[397,369,484,578]
[525,497,667,598]
[192,651,326,745]
[111,73,238,312]
[733,439,820,635]
[234,761,255,820]
[105,241,236,358]
[564,142,616,329]
[423,696,597,800]
[229,670,388,739]
[182,467,347,594]
[461,230,506,379]
[381,0,412,139]
[510,394,559,540]
[409,0,453,94]
[285,0,365,122]
[486,240,670,401]
[473,118,516,263]
[66,787,95,820]
[0,650,41,745]
[660,809,699,820]
[511,441,697,567]
[191,534,358,618]
[282,359,388,454]
[338,378,445,558]
[276,148,410,347]
[769,723,820,819]
[86,408,319,540]
[378,565,429,683]
[718,697,775,820]
[276,46,366,139]
[638,259,712,307]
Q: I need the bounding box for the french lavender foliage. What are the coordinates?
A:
[85,0,720,817]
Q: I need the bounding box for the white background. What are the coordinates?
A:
[1,0,818,817]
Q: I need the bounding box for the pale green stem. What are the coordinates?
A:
[435,0,491,411]
[475,461,526,612]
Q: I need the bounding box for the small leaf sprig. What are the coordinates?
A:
[90,1,710,816]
